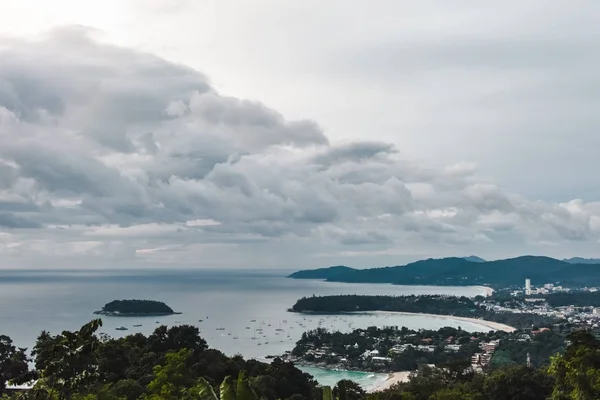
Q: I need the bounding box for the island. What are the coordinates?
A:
[93,299,181,316]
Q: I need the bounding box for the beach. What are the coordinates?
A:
[368,311,515,332]
[369,371,412,392]
[474,286,495,297]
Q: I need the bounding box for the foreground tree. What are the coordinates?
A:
[483,365,553,400]
[0,335,34,394]
[333,380,366,400]
[144,349,195,400]
[548,331,600,400]
[31,319,103,399]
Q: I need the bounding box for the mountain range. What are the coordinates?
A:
[288,256,600,288]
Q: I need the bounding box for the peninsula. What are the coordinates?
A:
[289,294,559,330]
[93,299,181,316]
[288,255,600,288]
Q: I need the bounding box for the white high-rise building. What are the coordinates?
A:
[525,278,532,295]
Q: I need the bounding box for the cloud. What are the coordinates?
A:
[0,27,599,268]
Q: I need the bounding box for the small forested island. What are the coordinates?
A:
[290,295,561,330]
[93,299,181,316]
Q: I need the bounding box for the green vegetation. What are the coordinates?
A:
[292,326,566,372]
[1,319,319,400]
[2,320,600,399]
[94,300,180,316]
[0,335,35,393]
[542,291,600,307]
[290,295,560,330]
[289,266,356,280]
[288,256,600,288]
[292,326,496,372]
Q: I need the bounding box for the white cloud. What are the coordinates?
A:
[0,28,599,268]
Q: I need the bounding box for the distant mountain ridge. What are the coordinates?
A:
[287,256,600,288]
[287,265,355,280]
[462,255,486,263]
[563,257,600,264]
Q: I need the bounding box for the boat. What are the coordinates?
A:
[116,326,128,331]
[133,324,142,327]
[251,319,256,322]
[275,320,284,331]
[233,337,238,339]
[198,320,203,322]
[245,327,250,329]
[216,327,225,331]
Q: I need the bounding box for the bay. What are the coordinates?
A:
[0,268,489,387]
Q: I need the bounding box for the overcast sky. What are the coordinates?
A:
[0,1,599,269]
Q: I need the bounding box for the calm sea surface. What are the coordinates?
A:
[0,269,488,389]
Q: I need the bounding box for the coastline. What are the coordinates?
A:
[365,311,515,332]
[474,285,494,297]
[369,371,412,392]
[93,311,181,317]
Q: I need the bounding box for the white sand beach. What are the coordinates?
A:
[474,286,495,297]
[368,311,516,332]
[369,371,412,392]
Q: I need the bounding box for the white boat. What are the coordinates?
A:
[116,326,128,331]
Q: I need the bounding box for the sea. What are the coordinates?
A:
[0,268,490,390]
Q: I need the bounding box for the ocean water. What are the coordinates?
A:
[297,366,389,391]
[0,268,488,388]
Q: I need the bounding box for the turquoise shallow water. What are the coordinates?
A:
[298,366,388,391]
[0,268,489,388]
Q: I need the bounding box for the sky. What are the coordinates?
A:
[0,0,599,269]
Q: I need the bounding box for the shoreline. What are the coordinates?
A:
[365,310,515,332]
[93,311,182,317]
[287,278,495,298]
[369,372,412,392]
[473,285,494,297]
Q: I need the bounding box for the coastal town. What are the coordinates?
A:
[283,278,600,380]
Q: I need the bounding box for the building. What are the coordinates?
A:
[445,344,461,352]
[525,278,532,295]
[480,340,500,353]
[371,356,392,365]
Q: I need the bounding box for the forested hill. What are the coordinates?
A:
[288,265,356,280]
[289,294,557,329]
[288,256,600,288]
